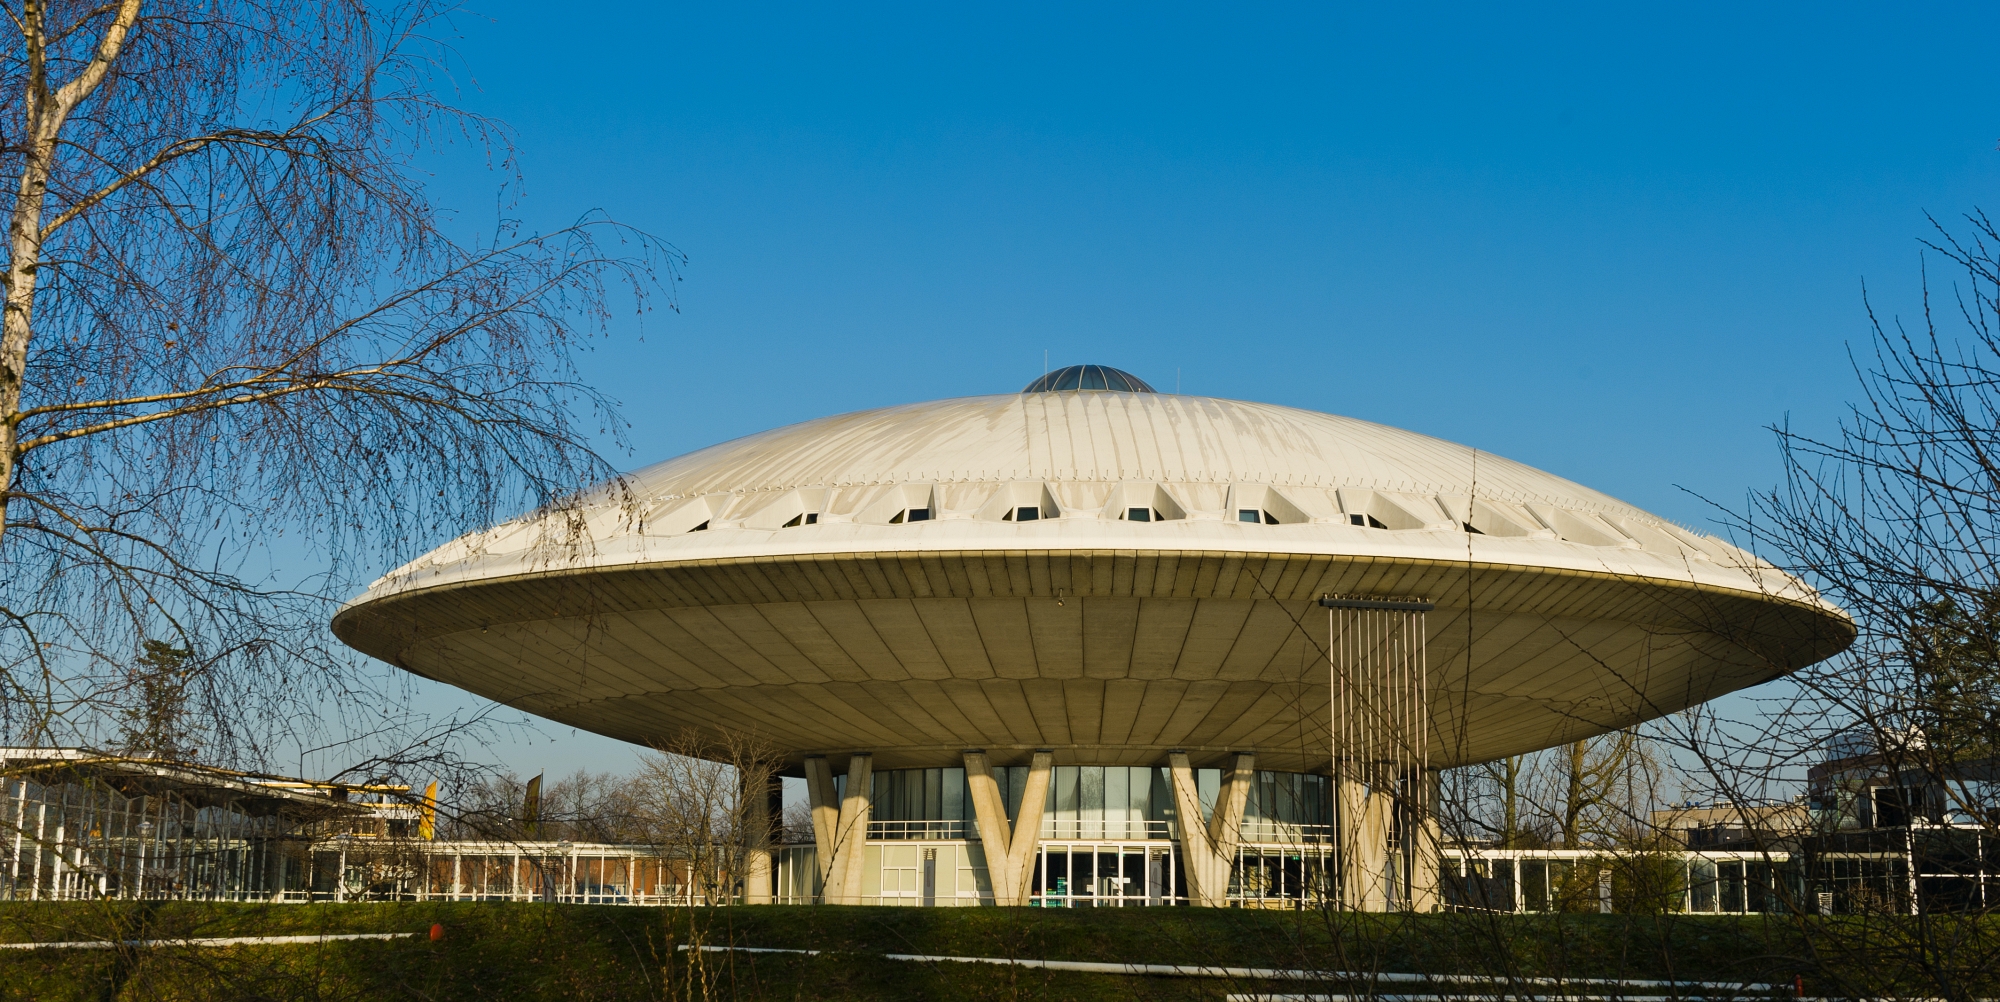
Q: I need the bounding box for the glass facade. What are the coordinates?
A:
[795,765,1345,907]
[852,766,1334,842]
[1032,844,1182,906]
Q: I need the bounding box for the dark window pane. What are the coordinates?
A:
[1239,509,1260,523]
[908,508,931,522]
[1016,507,1039,522]
[1128,507,1150,522]
[1080,366,1108,390]
[805,513,818,524]
[691,521,709,532]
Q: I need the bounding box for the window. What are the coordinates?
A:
[1127,507,1151,522]
[1239,509,1278,525]
[781,513,819,528]
[690,520,709,532]
[1349,513,1387,529]
[890,508,931,524]
[1003,506,1040,522]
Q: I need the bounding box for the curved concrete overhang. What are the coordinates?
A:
[333,390,1854,774]
[334,542,1850,775]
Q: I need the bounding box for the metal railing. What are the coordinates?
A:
[862,819,1332,843]
[1037,819,1174,840]
[867,820,973,840]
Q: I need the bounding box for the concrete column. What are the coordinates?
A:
[1210,754,1256,855]
[1337,777,1391,911]
[813,754,872,904]
[1168,751,1254,906]
[1007,752,1052,905]
[1406,771,1442,913]
[743,771,782,905]
[803,756,839,888]
[961,751,1012,903]
[962,750,1052,906]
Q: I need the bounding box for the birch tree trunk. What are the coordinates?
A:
[0,0,143,542]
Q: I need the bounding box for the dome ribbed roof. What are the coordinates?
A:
[1022,364,1155,393]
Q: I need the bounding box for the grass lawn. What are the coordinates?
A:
[0,901,1963,1000]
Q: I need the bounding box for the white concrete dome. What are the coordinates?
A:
[333,382,1852,773]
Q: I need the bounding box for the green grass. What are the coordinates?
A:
[0,902,1982,1001]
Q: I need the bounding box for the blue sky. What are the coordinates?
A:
[409,2,2000,779]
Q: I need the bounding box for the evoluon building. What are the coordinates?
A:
[333,365,1852,909]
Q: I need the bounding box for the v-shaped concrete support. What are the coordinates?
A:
[1169,751,1255,906]
[805,753,872,904]
[963,750,1051,906]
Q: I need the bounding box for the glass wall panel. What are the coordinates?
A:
[1073,850,1095,904]
[1052,767,1080,838]
[1690,860,1718,912]
[1106,767,1131,838]
[943,768,965,821]
[1721,861,1745,913]
[1521,860,1548,911]
[1095,850,1121,900]
[1150,768,1174,828]
[1081,767,1105,839]
[1130,768,1152,833]
[1121,849,1145,902]
[1198,768,1220,821]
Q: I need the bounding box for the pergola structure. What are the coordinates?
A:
[334,365,1852,910]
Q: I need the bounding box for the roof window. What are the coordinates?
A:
[1239,509,1278,525]
[1348,513,1388,529]
[782,513,820,528]
[1003,506,1039,522]
[1104,483,1186,523]
[890,508,931,524]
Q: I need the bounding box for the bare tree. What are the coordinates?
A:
[1482,754,1528,847]
[623,728,781,1002]
[0,1,674,766]
[1742,209,2000,836]
[1679,208,2000,997]
[627,729,780,905]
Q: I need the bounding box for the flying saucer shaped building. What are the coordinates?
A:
[333,365,1851,909]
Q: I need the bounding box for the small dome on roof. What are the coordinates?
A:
[1022,364,1155,393]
